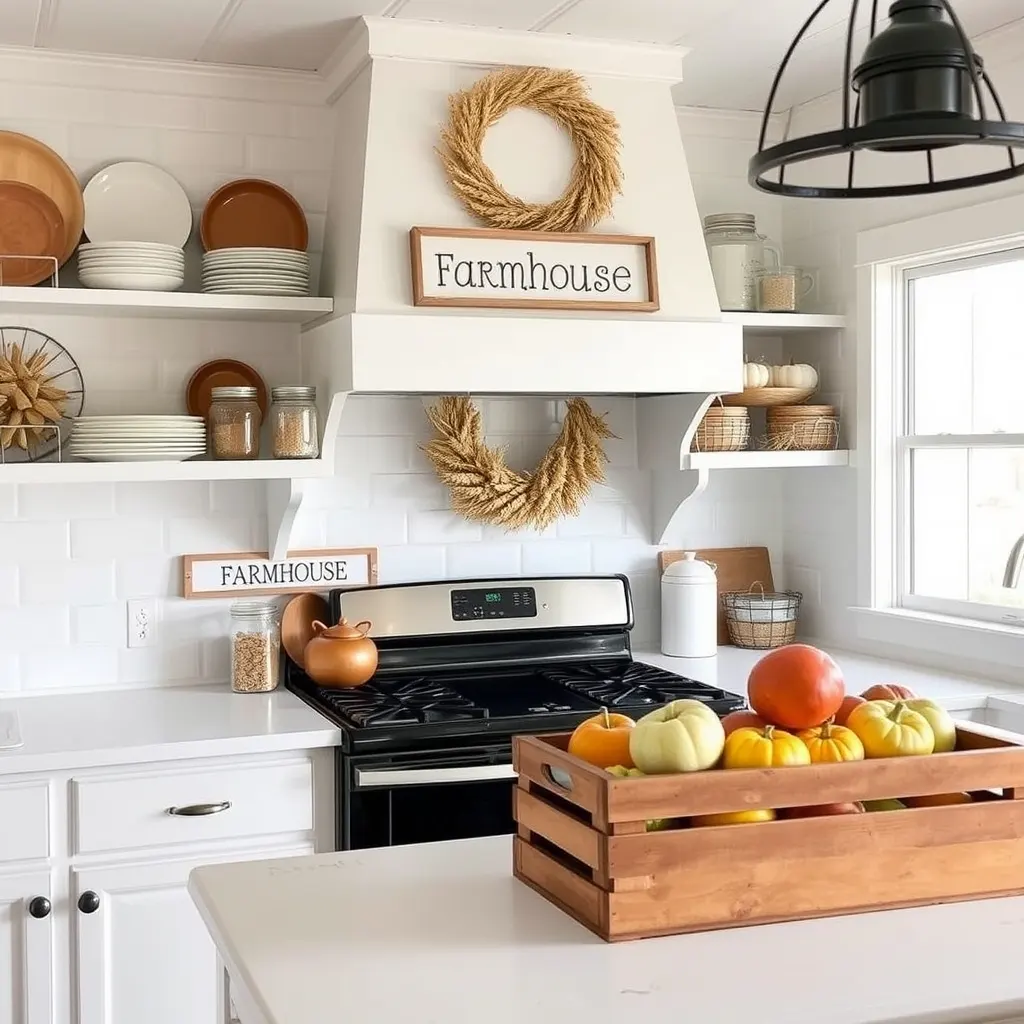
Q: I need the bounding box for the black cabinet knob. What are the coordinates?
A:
[78,891,100,914]
[28,896,50,919]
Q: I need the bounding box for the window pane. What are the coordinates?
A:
[910,447,1024,609]
[911,254,1024,435]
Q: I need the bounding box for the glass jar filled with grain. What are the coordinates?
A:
[209,386,262,460]
[270,386,319,459]
[229,601,280,693]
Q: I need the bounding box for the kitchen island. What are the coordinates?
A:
[189,835,1024,1024]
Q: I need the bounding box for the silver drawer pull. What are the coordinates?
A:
[166,801,232,816]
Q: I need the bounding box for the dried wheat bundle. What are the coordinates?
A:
[422,396,614,530]
[439,66,623,233]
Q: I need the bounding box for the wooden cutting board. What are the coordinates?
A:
[659,546,774,644]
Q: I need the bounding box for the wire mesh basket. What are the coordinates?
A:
[763,407,839,452]
[691,406,750,453]
[722,583,803,649]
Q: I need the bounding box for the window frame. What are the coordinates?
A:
[854,191,1024,675]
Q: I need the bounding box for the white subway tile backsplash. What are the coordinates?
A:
[327,510,408,547]
[334,435,415,474]
[555,503,625,538]
[446,543,522,578]
[0,606,70,646]
[245,133,333,172]
[165,516,254,554]
[19,483,115,520]
[408,511,482,545]
[592,540,659,574]
[0,486,16,520]
[20,561,115,606]
[115,557,178,599]
[72,604,126,646]
[118,643,201,685]
[370,474,449,510]
[520,541,593,575]
[69,122,159,165]
[71,518,163,560]
[0,652,19,693]
[376,544,447,583]
[202,98,291,136]
[2,522,70,561]
[158,129,245,169]
[116,482,209,517]
[0,567,18,606]
[19,646,119,691]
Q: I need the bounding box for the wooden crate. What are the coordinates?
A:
[512,725,1024,942]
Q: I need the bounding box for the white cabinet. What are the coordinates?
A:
[74,848,311,1024]
[0,870,53,1024]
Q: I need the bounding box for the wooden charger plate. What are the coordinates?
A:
[720,386,816,407]
[0,182,65,286]
[282,593,329,668]
[186,359,268,418]
[201,179,308,252]
[0,131,83,267]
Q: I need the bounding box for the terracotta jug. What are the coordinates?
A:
[303,618,378,689]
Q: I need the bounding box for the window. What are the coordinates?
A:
[898,249,1024,625]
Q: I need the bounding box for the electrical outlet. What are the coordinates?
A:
[127,599,158,648]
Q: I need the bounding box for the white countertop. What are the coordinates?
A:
[0,685,340,775]
[189,835,1024,1024]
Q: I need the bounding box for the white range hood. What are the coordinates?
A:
[303,17,741,397]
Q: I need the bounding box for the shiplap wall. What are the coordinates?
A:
[0,48,783,691]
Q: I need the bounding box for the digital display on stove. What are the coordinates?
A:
[451,586,537,621]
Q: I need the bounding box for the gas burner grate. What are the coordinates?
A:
[318,677,489,728]
[540,661,743,713]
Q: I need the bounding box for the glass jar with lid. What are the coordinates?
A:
[209,385,261,460]
[270,386,319,460]
[229,601,280,693]
[703,213,781,312]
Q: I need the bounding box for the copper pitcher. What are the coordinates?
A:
[303,618,378,689]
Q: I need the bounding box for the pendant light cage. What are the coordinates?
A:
[750,0,1024,198]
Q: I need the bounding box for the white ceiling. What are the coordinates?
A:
[3,0,1023,110]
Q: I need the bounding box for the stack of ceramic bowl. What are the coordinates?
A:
[78,242,185,291]
[201,247,309,296]
[69,415,206,462]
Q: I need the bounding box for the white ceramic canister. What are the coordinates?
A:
[660,552,719,658]
[703,213,781,312]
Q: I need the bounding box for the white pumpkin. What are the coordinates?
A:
[743,362,771,389]
[772,362,818,389]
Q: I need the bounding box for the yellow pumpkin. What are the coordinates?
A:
[846,700,934,757]
[692,808,776,827]
[797,719,865,763]
[904,699,956,753]
[723,724,811,769]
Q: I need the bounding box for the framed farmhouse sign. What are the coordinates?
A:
[182,547,378,599]
[410,226,659,312]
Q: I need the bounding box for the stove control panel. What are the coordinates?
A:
[451,586,537,621]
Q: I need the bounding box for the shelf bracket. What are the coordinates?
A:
[636,393,717,545]
[265,477,309,562]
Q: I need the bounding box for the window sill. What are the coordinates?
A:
[849,606,1024,682]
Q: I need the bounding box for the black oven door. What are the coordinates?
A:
[339,744,517,850]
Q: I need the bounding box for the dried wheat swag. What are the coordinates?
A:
[439,66,623,233]
[422,396,615,531]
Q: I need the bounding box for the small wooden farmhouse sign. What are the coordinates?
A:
[182,547,378,599]
[410,227,659,312]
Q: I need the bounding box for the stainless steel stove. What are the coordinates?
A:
[285,575,743,850]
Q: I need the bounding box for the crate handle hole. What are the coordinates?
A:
[543,765,574,792]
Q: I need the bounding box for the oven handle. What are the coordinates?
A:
[354,764,518,789]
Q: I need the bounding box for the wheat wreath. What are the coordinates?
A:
[422,396,615,531]
[439,66,623,233]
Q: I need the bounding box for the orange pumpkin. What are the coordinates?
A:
[721,709,767,736]
[797,719,865,763]
[567,708,635,768]
[834,694,866,726]
[747,644,845,731]
[781,803,864,818]
[862,683,917,701]
[903,792,972,808]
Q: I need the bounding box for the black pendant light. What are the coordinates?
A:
[749,0,1024,198]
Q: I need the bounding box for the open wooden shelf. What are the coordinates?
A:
[687,450,851,470]
[0,286,333,324]
[0,457,334,484]
[721,312,847,334]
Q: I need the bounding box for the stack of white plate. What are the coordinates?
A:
[70,416,206,462]
[201,248,309,296]
[78,242,185,292]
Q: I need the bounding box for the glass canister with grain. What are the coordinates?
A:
[270,386,319,459]
[209,385,262,460]
[229,601,281,693]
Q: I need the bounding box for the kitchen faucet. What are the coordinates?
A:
[1003,534,1024,588]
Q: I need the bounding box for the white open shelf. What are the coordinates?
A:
[687,450,851,469]
[0,286,333,323]
[721,312,847,334]
[0,457,334,484]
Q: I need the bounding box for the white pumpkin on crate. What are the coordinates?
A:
[743,361,771,389]
[770,362,819,389]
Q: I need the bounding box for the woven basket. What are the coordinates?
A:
[722,584,802,650]
[765,406,839,451]
[691,405,749,453]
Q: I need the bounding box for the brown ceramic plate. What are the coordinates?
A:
[0,182,66,286]
[0,131,83,266]
[200,179,308,252]
[186,359,268,418]
[282,592,330,668]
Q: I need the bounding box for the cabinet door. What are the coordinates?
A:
[0,870,53,1024]
[74,845,311,1024]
